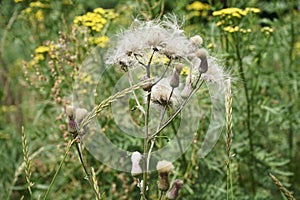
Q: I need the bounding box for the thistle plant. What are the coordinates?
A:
[102,14,230,199]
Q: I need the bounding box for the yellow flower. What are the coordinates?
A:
[213,7,260,17]
[29,1,49,8]
[216,20,224,26]
[89,36,110,48]
[180,66,190,76]
[14,0,24,3]
[34,54,45,62]
[186,1,210,11]
[232,12,241,18]
[35,9,44,22]
[261,26,274,35]
[94,7,106,14]
[73,8,116,33]
[25,8,32,14]
[223,26,239,33]
[35,46,50,54]
[245,7,261,13]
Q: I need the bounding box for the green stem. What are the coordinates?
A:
[75,141,101,200]
[142,92,151,197]
[234,40,255,194]
[141,50,156,199]
[43,140,75,200]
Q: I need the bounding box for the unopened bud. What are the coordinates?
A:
[65,105,74,119]
[166,179,184,199]
[196,48,208,73]
[131,151,143,177]
[156,160,173,191]
[174,63,184,73]
[169,70,179,88]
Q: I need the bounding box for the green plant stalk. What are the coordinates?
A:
[234,37,256,194]
[287,0,295,185]
[141,50,156,200]
[74,141,101,200]
[21,126,33,199]
[225,83,233,200]
[149,76,204,139]
[43,139,75,200]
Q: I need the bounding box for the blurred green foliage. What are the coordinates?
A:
[0,0,299,199]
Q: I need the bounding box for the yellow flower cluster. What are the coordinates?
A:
[213,7,260,18]
[73,8,118,33]
[223,26,252,33]
[186,1,211,18]
[186,1,210,11]
[20,1,49,22]
[261,26,274,35]
[88,36,110,47]
[180,66,190,76]
[31,44,56,64]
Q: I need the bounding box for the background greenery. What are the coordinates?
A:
[0,0,299,199]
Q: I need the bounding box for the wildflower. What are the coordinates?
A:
[166,179,184,199]
[105,15,193,67]
[151,78,179,107]
[196,48,208,73]
[169,69,180,88]
[180,66,190,76]
[186,1,210,11]
[35,46,50,54]
[223,26,239,33]
[66,106,76,133]
[66,106,88,133]
[261,26,274,35]
[201,57,229,92]
[156,160,173,191]
[29,1,49,8]
[75,108,88,124]
[190,35,203,46]
[131,151,143,176]
[245,7,261,13]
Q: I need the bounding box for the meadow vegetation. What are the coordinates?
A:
[0,0,299,199]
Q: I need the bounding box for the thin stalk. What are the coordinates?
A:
[127,71,145,115]
[149,76,204,139]
[234,40,255,194]
[287,0,295,185]
[43,139,76,200]
[159,191,164,200]
[141,50,156,199]
[74,141,101,200]
[146,87,174,172]
[225,82,234,200]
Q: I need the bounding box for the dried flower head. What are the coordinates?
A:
[105,15,194,68]
[151,78,179,107]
